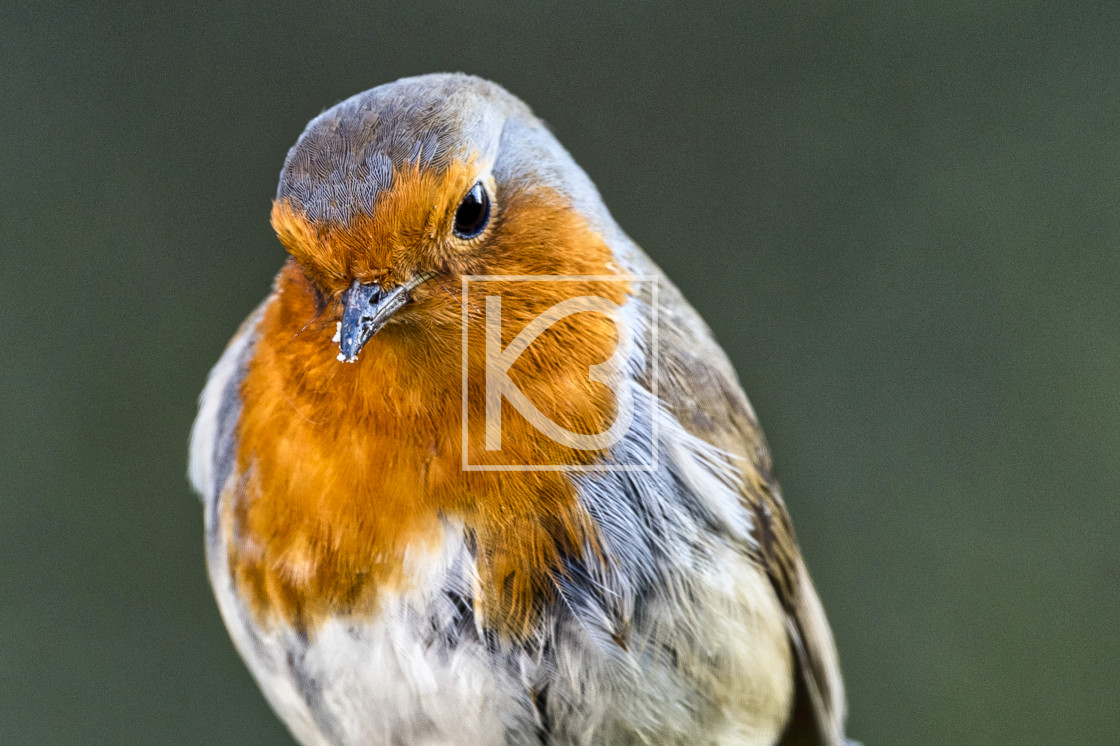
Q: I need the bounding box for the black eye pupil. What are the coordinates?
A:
[453,183,490,239]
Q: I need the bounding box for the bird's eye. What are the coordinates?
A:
[453,183,490,239]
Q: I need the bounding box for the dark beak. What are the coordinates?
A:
[337,274,431,362]
[337,279,412,363]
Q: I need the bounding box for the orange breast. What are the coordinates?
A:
[228,185,629,638]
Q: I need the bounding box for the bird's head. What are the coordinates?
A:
[269,73,627,364]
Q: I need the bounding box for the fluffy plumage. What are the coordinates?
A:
[190,73,851,745]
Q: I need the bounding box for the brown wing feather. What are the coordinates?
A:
[650,274,848,745]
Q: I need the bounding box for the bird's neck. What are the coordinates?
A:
[226,262,624,638]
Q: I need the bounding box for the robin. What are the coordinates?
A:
[190,73,852,746]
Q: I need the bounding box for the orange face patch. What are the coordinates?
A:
[270,158,484,294]
[230,162,631,637]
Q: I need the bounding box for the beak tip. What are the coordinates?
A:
[338,335,362,363]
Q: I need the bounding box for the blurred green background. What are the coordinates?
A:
[2,2,1117,744]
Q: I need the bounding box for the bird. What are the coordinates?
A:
[189,73,851,746]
